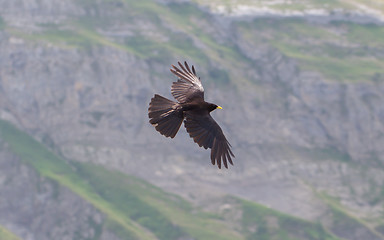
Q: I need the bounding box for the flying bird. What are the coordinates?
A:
[148,61,234,169]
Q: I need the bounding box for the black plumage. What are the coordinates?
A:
[148,61,234,169]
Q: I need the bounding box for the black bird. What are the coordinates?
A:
[148,61,234,169]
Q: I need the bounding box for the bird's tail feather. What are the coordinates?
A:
[148,94,183,138]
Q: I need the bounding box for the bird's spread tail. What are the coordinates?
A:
[148,94,183,138]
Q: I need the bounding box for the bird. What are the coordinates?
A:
[148,61,234,169]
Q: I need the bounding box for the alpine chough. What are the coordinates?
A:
[148,61,234,169]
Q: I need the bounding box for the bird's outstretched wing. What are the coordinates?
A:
[170,61,204,103]
[184,112,234,169]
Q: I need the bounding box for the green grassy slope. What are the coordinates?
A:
[0,120,344,240]
[318,192,384,239]
[6,0,383,83]
[0,119,242,240]
[0,16,5,30]
[0,225,21,240]
[236,18,384,82]
[1,0,383,238]
[241,200,340,240]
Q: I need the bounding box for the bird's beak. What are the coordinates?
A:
[217,106,222,109]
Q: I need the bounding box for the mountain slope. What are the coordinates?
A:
[0,119,347,240]
[194,0,384,21]
[0,226,21,240]
[0,0,384,239]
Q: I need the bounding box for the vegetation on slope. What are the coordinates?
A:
[318,192,384,240]
[241,200,340,240]
[0,225,21,240]
[0,119,349,240]
[0,119,241,240]
[1,0,383,238]
[0,16,5,30]
[236,18,384,82]
[5,0,383,83]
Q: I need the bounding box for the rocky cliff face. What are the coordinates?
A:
[0,139,122,240]
[1,0,384,239]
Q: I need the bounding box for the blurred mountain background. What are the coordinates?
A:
[1,0,384,239]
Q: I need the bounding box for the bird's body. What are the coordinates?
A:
[148,61,234,169]
[181,100,217,113]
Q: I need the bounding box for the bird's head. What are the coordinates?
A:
[209,104,222,112]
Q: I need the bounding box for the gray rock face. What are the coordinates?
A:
[0,0,384,239]
[0,139,121,240]
[0,0,83,30]
[1,29,383,221]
